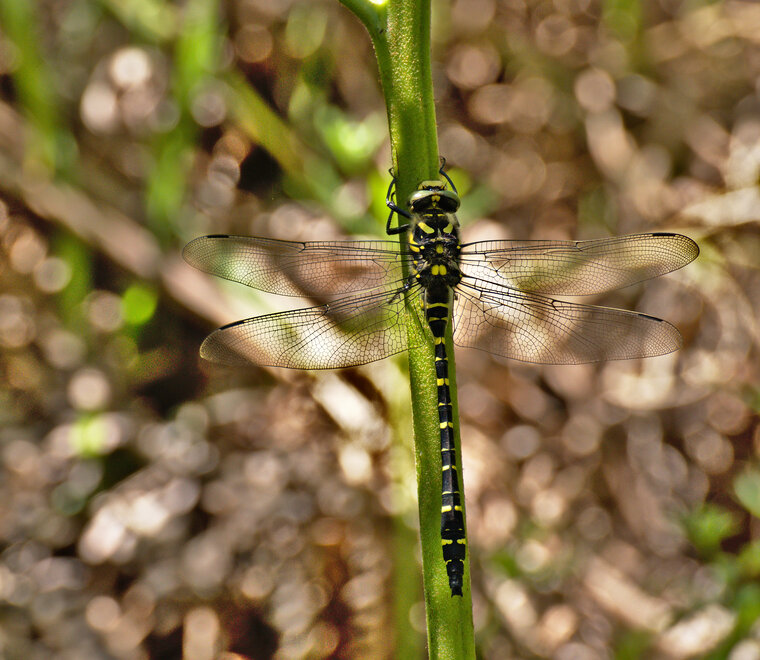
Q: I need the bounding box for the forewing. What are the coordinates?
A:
[453,280,683,364]
[200,289,420,369]
[459,233,698,296]
[183,235,408,298]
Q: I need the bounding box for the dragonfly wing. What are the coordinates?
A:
[452,280,683,364]
[459,233,698,296]
[200,289,420,369]
[183,235,408,297]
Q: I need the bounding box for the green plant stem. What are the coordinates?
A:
[341,1,476,657]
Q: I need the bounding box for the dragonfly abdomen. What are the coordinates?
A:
[429,300,466,597]
[412,182,467,596]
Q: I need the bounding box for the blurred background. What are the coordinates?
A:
[0,0,759,658]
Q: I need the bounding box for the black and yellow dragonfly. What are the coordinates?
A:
[183,174,698,596]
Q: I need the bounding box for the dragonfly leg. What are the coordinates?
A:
[387,275,418,305]
[386,174,412,235]
[438,157,458,194]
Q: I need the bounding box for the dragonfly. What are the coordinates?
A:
[183,170,699,596]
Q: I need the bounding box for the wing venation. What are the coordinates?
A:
[183,235,409,298]
[200,288,419,369]
[459,233,698,296]
[453,279,682,364]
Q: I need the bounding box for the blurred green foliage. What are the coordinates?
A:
[0,0,71,172]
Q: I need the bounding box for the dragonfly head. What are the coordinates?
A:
[408,181,460,215]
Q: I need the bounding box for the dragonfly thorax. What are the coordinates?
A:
[408,186,463,290]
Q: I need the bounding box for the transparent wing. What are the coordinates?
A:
[183,235,410,298]
[452,279,682,364]
[459,233,698,296]
[200,288,422,369]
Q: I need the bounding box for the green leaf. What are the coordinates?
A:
[683,504,741,556]
[0,0,70,172]
[734,582,760,633]
[738,540,760,578]
[122,284,158,326]
[614,629,654,660]
[735,467,760,518]
[316,107,386,173]
[72,414,110,457]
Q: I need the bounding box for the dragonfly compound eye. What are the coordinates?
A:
[408,187,461,214]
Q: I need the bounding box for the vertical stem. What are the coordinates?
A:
[344,0,476,656]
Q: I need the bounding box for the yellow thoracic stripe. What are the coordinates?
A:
[428,302,448,308]
[418,222,435,234]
